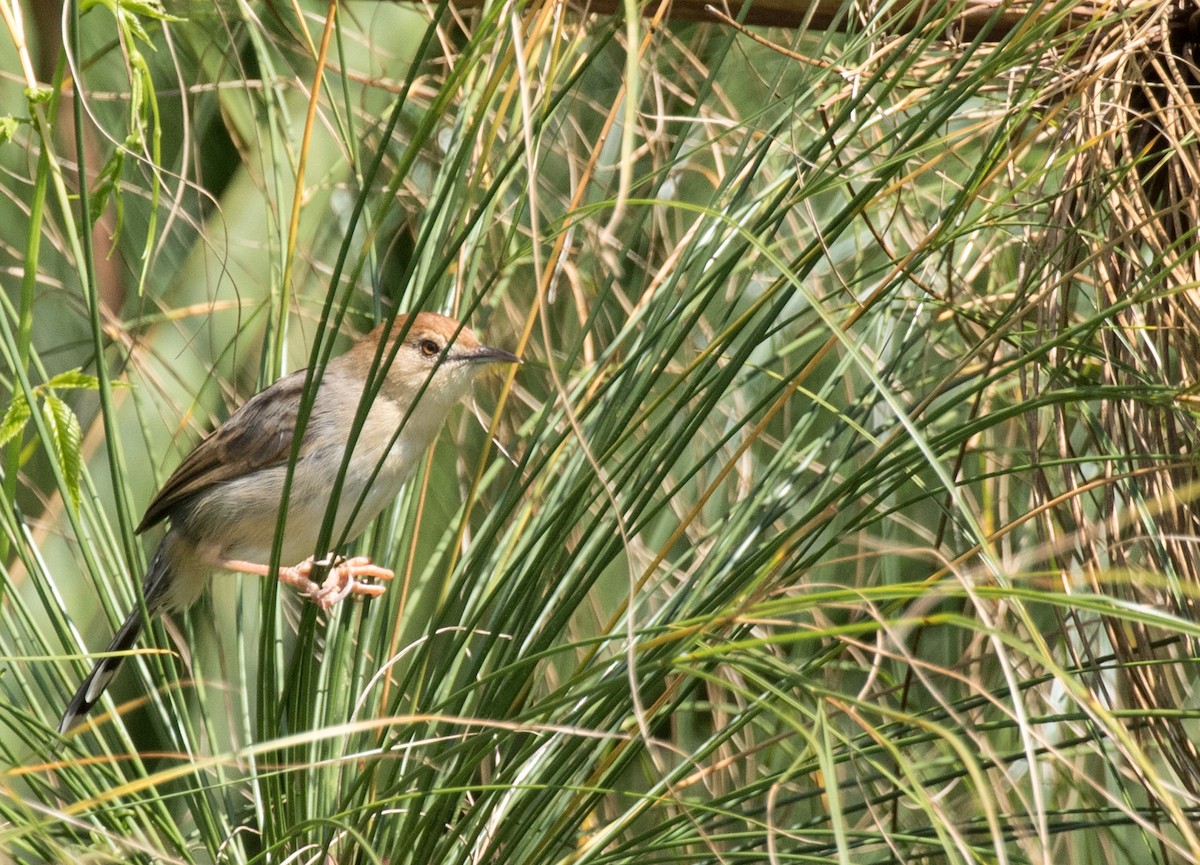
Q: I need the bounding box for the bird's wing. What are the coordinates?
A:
[136,370,309,533]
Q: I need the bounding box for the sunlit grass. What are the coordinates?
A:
[1,0,1199,863]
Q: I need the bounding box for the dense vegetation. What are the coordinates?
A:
[2,1,1199,862]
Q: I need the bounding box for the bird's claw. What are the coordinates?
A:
[294,554,395,611]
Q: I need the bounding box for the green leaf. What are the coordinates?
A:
[89,148,125,226]
[41,395,83,512]
[119,0,184,24]
[44,369,102,391]
[117,7,153,46]
[23,85,52,105]
[0,393,30,448]
[0,116,19,145]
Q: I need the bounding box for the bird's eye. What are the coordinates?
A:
[418,339,441,357]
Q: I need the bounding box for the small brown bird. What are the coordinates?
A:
[58,312,520,733]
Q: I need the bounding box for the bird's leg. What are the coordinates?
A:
[219,555,395,610]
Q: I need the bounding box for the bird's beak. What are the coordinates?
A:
[464,345,523,366]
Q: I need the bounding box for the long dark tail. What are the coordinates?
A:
[57,542,179,735]
[56,606,146,734]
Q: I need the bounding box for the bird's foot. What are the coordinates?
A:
[221,554,394,610]
[291,555,395,610]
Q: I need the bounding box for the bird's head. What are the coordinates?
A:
[353,312,521,410]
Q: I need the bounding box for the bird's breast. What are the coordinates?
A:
[182,395,442,565]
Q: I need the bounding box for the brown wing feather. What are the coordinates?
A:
[136,370,308,533]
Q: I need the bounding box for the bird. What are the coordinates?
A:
[57,311,520,734]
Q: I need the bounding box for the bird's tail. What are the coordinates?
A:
[56,605,146,734]
[56,542,177,735]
